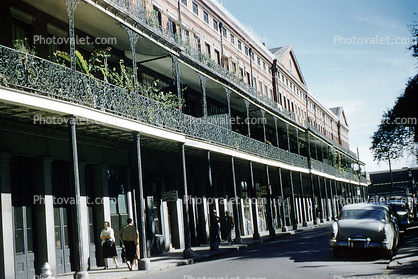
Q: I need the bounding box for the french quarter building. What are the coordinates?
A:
[0,0,369,277]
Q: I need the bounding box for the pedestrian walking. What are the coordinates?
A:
[132,229,141,269]
[100,221,118,269]
[224,211,235,244]
[118,218,138,271]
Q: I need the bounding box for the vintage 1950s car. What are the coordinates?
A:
[329,203,399,258]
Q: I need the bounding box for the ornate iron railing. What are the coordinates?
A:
[102,0,300,125]
[0,45,309,169]
[309,158,366,183]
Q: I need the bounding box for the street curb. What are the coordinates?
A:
[387,255,418,270]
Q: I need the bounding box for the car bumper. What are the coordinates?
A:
[330,238,390,250]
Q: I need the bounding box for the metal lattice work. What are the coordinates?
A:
[101,0,300,126]
[0,45,310,169]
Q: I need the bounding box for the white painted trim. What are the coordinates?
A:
[167,9,178,21]
[0,87,185,143]
[152,0,162,11]
[0,87,366,184]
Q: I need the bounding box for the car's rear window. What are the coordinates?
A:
[339,210,385,220]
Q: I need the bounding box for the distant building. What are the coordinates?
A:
[368,167,418,197]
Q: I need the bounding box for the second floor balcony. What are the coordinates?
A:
[0,43,365,184]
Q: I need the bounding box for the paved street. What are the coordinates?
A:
[139,225,412,279]
[57,222,418,279]
[138,226,389,279]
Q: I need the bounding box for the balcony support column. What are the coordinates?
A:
[124,27,140,91]
[0,153,14,279]
[261,110,266,143]
[317,176,324,223]
[225,88,232,130]
[305,129,318,224]
[133,132,150,270]
[265,166,275,236]
[249,162,260,239]
[289,171,298,230]
[67,116,89,279]
[329,179,335,220]
[181,144,194,259]
[299,173,307,227]
[278,168,287,232]
[296,128,300,155]
[286,124,290,152]
[324,177,331,221]
[231,157,242,243]
[172,55,182,109]
[334,180,339,215]
[199,74,208,120]
[244,100,251,137]
[208,151,219,251]
[274,117,279,148]
[65,0,80,91]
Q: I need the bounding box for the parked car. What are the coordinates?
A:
[329,203,399,259]
[389,196,414,222]
[387,200,410,231]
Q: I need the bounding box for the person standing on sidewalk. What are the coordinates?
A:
[224,211,235,245]
[100,221,118,269]
[118,218,138,271]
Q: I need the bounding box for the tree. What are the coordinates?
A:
[370,19,418,164]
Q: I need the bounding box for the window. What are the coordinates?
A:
[238,40,242,51]
[203,11,209,24]
[232,61,237,74]
[230,34,235,45]
[244,46,249,56]
[263,62,266,71]
[194,34,201,52]
[12,23,27,42]
[222,27,227,38]
[239,67,244,80]
[168,20,177,37]
[264,84,268,96]
[182,29,189,43]
[193,2,198,15]
[257,56,261,66]
[205,43,211,57]
[213,19,218,31]
[215,49,220,65]
[153,6,162,29]
[259,81,262,93]
[181,0,187,6]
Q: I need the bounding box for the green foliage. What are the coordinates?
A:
[407,16,418,59]
[13,39,36,55]
[371,109,415,164]
[371,17,418,164]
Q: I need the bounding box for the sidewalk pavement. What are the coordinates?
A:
[387,221,418,270]
[56,221,332,279]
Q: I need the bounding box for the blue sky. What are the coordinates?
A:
[217,0,418,172]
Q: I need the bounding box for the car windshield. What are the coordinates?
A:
[339,210,385,220]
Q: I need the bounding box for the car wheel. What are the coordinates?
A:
[333,248,342,258]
